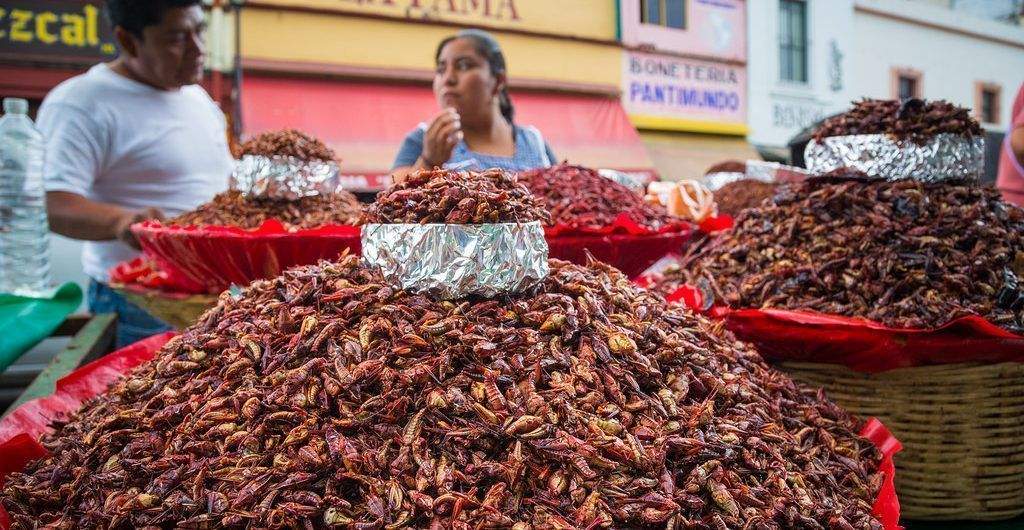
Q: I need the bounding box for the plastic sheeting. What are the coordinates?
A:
[548,231,693,278]
[0,283,83,373]
[662,284,1024,373]
[132,220,361,294]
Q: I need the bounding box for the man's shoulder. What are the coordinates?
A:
[43,65,118,111]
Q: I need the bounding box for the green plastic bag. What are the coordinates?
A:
[0,283,83,373]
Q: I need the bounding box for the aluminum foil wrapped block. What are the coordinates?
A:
[362,222,549,299]
[598,168,645,194]
[704,171,751,191]
[705,162,809,191]
[804,133,984,182]
[232,155,342,200]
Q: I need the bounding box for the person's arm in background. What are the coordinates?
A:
[544,141,558,166]
[37,103,162,249]
[46,192,161,248]
[391,109,461,182]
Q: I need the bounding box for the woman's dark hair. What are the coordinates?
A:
[435,29,514,124]
[106,0,201,38]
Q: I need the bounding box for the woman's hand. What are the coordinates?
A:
[421,108,462,168]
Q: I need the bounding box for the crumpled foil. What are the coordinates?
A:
[704,171,753,191]
[704,162,809,191]
[804,133,984,182]
[598,168,645,194]
[361,222,549,299]
[231,155,342,200]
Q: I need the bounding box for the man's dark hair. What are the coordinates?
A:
[105,0,202,38]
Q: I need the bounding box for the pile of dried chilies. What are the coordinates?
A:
[519,164,683,233]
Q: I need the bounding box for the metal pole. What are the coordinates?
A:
[231,0,244,139]
[211,0,224,108]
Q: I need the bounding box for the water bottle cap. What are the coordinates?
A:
[3,98,28,115]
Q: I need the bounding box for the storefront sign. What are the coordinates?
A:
[0,1,116,62]
[250,0,615,41]
[622,51,747,135]
[772,101,826,131]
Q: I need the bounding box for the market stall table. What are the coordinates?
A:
[1,313,116,417]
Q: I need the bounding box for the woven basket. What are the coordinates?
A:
[111,285,218,330]
[780,361,1024,521]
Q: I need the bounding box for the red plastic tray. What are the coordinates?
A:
[547,230,694,278]
[132,220,361,294]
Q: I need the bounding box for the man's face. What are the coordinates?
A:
[125,5,207,89]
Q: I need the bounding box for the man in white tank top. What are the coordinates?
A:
[37,0,232,346]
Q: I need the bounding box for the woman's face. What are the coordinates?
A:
[434,38,500,119]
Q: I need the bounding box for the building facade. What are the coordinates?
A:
[618,0,757,179]
[746,0,1024,168]
[746,0,855,159]
[852,0,1024,130]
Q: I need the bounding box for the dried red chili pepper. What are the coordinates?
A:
[519,163,684,232]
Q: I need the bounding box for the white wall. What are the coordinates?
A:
[747,0,856,149]
[852,0,1024,130]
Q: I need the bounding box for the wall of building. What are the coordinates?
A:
[852,0,1024,130]
[616,0,757,179]
[746,0,856,152]
[239,1,622,92]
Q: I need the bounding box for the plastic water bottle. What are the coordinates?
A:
[0,98,52,297]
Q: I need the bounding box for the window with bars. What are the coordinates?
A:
[779,0,808,83]
[640,0,686,29]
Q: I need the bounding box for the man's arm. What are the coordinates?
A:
[46,191,162,249]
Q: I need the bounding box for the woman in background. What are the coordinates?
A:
[391,29,556,179]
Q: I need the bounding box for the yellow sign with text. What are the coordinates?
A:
[251,0,616,41]
[242,9,621,89]
[0,1,117,59]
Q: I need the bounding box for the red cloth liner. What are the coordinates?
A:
[132,220,361,294]
[544,212,693,238]
[665,285,1024,373]
[109,256,194,293]
[548,230,693,278]
[861,418,903,530]
[697,213,734,233]
[0,329,901,530]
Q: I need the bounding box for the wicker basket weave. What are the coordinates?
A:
[111,285,218,330]
[780,361,1024,521]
